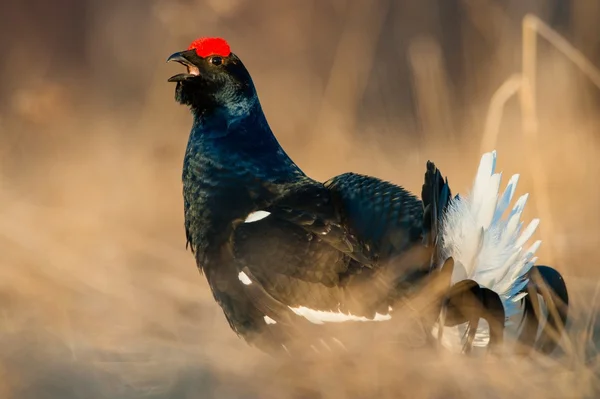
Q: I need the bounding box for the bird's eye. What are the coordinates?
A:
[210,56,223,66]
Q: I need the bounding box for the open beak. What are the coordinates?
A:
[167,50,201,82]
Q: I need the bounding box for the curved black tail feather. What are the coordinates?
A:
[421,161,452,268]
[517,265,569,355]
[440,279,506,354]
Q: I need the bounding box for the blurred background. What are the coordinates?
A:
[1,0,600,397]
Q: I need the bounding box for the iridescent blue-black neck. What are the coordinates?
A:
[182,98,308,267]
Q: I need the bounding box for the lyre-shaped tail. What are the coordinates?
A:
[433,150,568,354]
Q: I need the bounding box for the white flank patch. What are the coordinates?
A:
[263,315,277,325]
[244,210,271,223]
[237,271,252,285]
[289,306,392,325]
[435,150,541,350]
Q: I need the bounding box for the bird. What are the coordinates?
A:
[166,36,569,356]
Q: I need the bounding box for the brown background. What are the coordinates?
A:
[0,0,599,398]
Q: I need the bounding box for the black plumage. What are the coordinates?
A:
[167,37,569,356]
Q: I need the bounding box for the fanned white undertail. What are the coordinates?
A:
[432,150,541,351]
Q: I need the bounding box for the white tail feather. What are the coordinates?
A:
[491,174,519,225]
[435,150,541,351]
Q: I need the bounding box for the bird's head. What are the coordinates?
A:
[167,37,256,117]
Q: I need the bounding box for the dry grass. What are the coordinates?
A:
[1,1,600,398]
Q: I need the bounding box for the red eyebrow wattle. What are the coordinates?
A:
[188,37,231,58]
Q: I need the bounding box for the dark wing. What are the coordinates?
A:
[230,173,428,315]
[234,216,364,313]
[259,178,378,266]
[258,173,426,266]
[218,170,438,353]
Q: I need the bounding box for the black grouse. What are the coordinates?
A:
[167,37,569,356]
